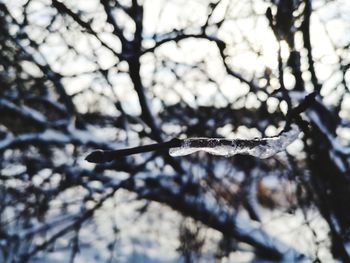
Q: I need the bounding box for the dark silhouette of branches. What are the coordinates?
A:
[1,0,350,262]
[85,93,316,163]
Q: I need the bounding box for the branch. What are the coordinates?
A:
[100,0,128,44]
[141,33,259,92]
[120,175,307,261]
[300,0,321,93]
[20,182,124,262]
[85,138,182,163]
[169,124,299,158]
[85,125,299,163]
[0,128,115,152]
[51,0,122,60]
[85,93,319,164]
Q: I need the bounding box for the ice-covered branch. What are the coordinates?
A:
[169,124,300,158]
[86,125,300,163]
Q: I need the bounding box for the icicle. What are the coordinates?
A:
[169,124,300,159]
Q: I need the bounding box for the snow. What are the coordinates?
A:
[308,110,350,155]
[169,124,300,159]
[308,110,350,172]
[0,127,120,153]
[0,98,47,124]
[9,213,79,239]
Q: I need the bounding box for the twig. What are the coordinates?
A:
[85,92,317,164]
[85,138,182,163]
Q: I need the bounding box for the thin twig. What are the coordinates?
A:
[85,138,182,163]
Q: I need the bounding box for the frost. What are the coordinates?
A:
[169,124,300,159]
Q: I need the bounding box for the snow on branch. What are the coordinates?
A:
[0,127,117,152]
[0,98,48,126]
[85,92,316,163]
[86,124,300,163]
[121,174,307,261]
[169,124,300,158]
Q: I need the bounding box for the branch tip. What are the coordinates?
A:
[85,150,105,163]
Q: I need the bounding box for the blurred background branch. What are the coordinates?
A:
[1,0,350,262]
